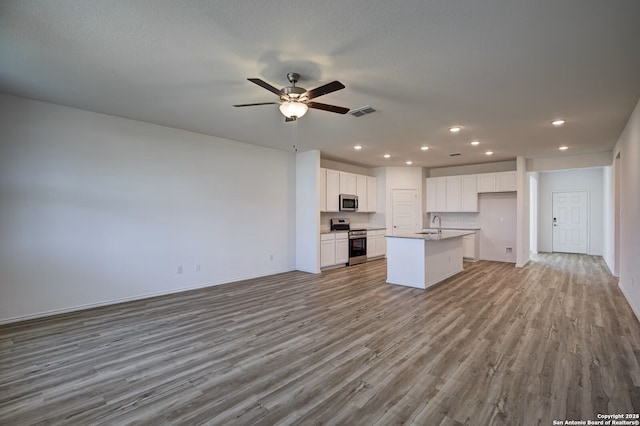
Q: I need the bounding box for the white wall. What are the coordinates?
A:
[320,159,371,176]
[478,193,517,263]
[537,168,604,255]
[529,173,539,254]
[516,156,530,267]
[612,97,640,321]
[428,160,516,177]
[296,150,320,273]
[0,94,296,323]
[384,167,424,232]
[526,152,612,171]
[602,165,615,272]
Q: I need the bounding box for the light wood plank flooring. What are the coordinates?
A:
[1,254,639,425]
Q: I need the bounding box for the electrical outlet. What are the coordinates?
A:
[506,247,512,253]
[270,254,274,261]
[177,265,183,274]
[195,263,201,272]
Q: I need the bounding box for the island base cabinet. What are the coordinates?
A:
[386,236,463,289]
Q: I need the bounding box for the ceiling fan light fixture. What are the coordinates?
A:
[279,101,308,119]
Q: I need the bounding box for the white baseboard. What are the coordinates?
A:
[0,267,294,325]
[618,281,640,324]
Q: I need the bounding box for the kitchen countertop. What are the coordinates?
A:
[320,227,387,234]
[387,230,475,241]
[423,227,481,231]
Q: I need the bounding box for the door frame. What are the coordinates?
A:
[551,190,589,254]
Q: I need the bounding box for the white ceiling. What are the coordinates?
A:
[1,0,639,168]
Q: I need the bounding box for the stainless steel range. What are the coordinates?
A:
[348,228,367,265]
[330,218,367,266]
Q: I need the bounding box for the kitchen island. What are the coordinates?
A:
[385,230,474,289]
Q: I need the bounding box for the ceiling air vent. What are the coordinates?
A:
[349,105,376,117]
[449,153,462,157]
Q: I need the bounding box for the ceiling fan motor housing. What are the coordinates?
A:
[281,86,306,101]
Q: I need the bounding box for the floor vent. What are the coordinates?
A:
[449,152,462,157]
[349,105,376,117]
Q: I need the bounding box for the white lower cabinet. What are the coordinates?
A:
[320,234,336,268]
[462,232,479,261]
[321,232,349,268]
[335,233,349,264]
[366,229,387,259]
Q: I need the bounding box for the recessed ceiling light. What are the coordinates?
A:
[470,140,480,146]
[551,119,566,126]
[383,154,391,158]
[421,146,429,151]
[354,145,362,150]
[559,145,569,150]
[449,126,462,133]
[485,151,494,155]
[406,161,413,165]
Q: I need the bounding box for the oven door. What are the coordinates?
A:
[349,236,367,265]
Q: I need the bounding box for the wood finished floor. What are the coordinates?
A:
[1,254,639,425]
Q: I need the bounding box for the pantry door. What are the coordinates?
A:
[392,189,418,235]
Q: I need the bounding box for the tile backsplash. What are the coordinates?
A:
[425,212,480,229]
[320,212,372,231]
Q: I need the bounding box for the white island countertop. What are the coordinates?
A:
[387,230,475,240]
[385,230,472,289]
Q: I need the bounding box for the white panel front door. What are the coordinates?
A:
[552,191,588,254]
[392,189,418,235]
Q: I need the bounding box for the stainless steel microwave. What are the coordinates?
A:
[339,194,358,212]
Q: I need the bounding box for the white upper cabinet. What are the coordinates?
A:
[426,178,438,212]
[325,169,340,212]
[339,171,357,195]
[436,177,446,211]
[367,176,377,212]
[496,171,517,192]
[445,176,463,212]
[426,177,447,212]
[477,173,496,193]
[320,168,377,213]
[461,175,478,212]
[477,171,516,193]
[356,174,368,212]
[427,174,478,212]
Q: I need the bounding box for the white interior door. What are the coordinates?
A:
[392,189,418,235]
[552,191,588,254]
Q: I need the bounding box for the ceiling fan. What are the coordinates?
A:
[233,72,350,122]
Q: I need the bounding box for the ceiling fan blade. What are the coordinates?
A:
[247,78,282,96]
[307,101,350,114]
[303,81,345,100]
[233,102,279,107]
